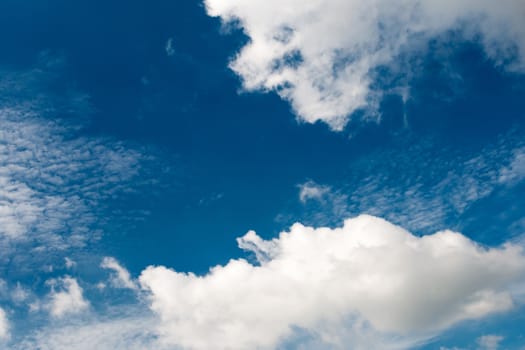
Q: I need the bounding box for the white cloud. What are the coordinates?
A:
[13,315,163,350]
[140,215,525,350]
[46,276,89,318]
[477,334,504,350]
[0,62,166,274]
[101,257,138,290]
[298,181,330,203]
[0,307,9,340]
[0,106,142,245]
[205,0,525,129]
[285,134,525,236]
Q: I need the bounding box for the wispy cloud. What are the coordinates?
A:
[165,38,175,57]
[45,276,89,318]
[0,55,183,348]
[498,147,525,185]
[0,108,142,241]
[13,313,162,350]
[0,61,168,273]
[298,180,331,203]
[286,133,525,239]
[101,257,138,291]
[64,257,76,270]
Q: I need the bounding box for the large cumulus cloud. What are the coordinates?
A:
[205,0,525,129]
[140,215,525,349]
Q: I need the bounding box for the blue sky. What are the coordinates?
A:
[0,0,525,349]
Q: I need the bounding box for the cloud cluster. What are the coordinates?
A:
[0,108,142,243]
[0,63,165,272]
[0,59,178,348]
[205,0,525,129]
[140,215,525,349]
[290,134,525,236]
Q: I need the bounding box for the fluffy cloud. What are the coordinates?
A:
[101,257,138,290]
[140,215,525,349]
[205,0,525,129]
[46,276,89,318]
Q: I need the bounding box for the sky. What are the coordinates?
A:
[0,0,525,349]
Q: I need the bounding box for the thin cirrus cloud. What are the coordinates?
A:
[205,0,525,129]
[139,215,525,350]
